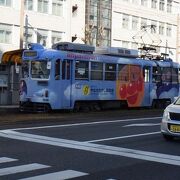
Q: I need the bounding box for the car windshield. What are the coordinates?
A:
[174,97,180,105]
[31,60,50,79]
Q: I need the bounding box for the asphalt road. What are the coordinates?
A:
[1,109,180,180]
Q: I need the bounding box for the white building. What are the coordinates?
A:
[0,0,85,59]
[0,0,180,62]
[111,0,180,62]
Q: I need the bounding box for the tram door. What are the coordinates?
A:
[143,66,151,105]
[61,59,72,108]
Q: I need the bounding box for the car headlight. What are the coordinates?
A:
[163,110,170,121]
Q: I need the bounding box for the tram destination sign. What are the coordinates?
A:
[23,51,38,58]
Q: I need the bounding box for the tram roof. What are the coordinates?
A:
[1,49,25,65]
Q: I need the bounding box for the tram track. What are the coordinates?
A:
[0,108,163,126]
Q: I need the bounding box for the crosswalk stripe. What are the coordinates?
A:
[2,130,180,166]
[20,170,88,180]
[0,157,17,164]
[0,163,50,176]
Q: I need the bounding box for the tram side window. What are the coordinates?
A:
[152,67,161,83]
[143,66,150,82]
[62,61,65,79]
[75,60,89,80]
[162,67,171,83]
[67,60,70,79]
[22,61,29,78]
[31,61,50,79]
[118,64,129,82]
[62,60,71,80]
[105,63,116,81]
[91,62,103,80]
[55,59,60,80]
[172,68,178,83]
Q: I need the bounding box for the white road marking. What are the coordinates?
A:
[20,170,88,180]
[0,157,17,164]
[85,131,160,143]
[0,163,50,176]
[7,117,161,131]
[124,123,160,127]
[1,130,180,166]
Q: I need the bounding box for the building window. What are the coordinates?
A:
[37,29,48,46]
[38,0,48,13]
[0,0,11,7]
[122,14,129,29]
[167,0,172,13]
[159,0,165,11]
[166,24,172,37]
[51,31,63,45]
[122,41,129,48]
[89,4,98,25]
[132,0,138,4]
[0,24,12,43]
[141,0,147,6]
[24,28,33,44]
[132,16,138,30]
[100,28,111,47]
[159,23,164,35]
[151,0,157,9]
[52,0,63,16]
[141,18,147,29]
[86,0,111,47]
[131,42,138,49]
[151,21,157,34]
[24,0,33,10]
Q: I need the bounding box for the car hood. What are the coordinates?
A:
[166,104,180,113]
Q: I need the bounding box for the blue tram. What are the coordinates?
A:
[19,42,180,111]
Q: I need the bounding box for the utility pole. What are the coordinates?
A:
[19,0,24,49]
[177,14,180,63]
[25,15,28,49]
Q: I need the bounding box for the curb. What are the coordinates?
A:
[0,105,19,113]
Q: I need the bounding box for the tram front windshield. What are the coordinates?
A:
[22,60,50,79]
[31,60,50,79]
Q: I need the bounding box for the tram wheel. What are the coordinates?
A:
[44,104,51,112]
[73,102,80,112]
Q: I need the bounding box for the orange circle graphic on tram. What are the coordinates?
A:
[116,65,144,107]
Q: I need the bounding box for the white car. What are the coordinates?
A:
[161,96,180,140]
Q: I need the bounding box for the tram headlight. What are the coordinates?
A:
[35,89,48,98]
[162,110,170,122]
